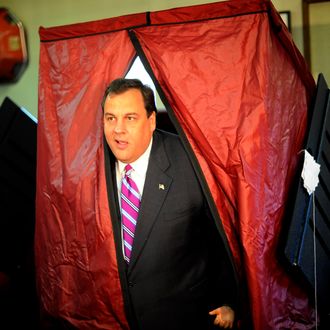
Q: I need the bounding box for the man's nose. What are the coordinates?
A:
[114,118,125,133]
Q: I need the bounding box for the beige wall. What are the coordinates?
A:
[0,0,327,118]
[310,2,330,82]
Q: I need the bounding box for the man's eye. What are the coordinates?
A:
[127,116,136,121]
[106,116,115,121]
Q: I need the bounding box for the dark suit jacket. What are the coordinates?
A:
[105,129,237,330]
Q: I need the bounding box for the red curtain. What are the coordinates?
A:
[36,27,137,329]
[36,1,316,329]
[131,2,315,329]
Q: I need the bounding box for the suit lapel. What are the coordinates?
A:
[128,131,172,272]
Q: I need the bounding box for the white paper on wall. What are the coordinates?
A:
[301,150,321,195]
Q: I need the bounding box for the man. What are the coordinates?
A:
[102,78,237,330]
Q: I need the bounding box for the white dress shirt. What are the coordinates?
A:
[115,137,153,197]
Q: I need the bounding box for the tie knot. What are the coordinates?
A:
[124,164,133,177]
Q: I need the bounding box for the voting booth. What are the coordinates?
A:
[35,0,321,328]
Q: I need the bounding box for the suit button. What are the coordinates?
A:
[128,281,134,287]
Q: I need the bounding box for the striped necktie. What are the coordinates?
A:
[121,164,141,263]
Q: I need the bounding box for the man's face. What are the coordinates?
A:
[103,88,156,164]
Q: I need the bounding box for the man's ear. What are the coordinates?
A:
[150,111,157,131]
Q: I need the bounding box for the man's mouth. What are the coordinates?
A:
[115,139,128,149]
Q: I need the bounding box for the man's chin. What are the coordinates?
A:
[112,150,130,163]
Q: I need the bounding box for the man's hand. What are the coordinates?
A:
[209,305,235,328]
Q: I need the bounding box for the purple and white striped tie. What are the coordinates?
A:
[121,164,141,263]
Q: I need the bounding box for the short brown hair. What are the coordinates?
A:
[102,78,157,117]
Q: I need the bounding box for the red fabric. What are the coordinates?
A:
[36,30,135,329]
[151,0,268,25]
[36,0,316,329]
[134,1,315,329]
